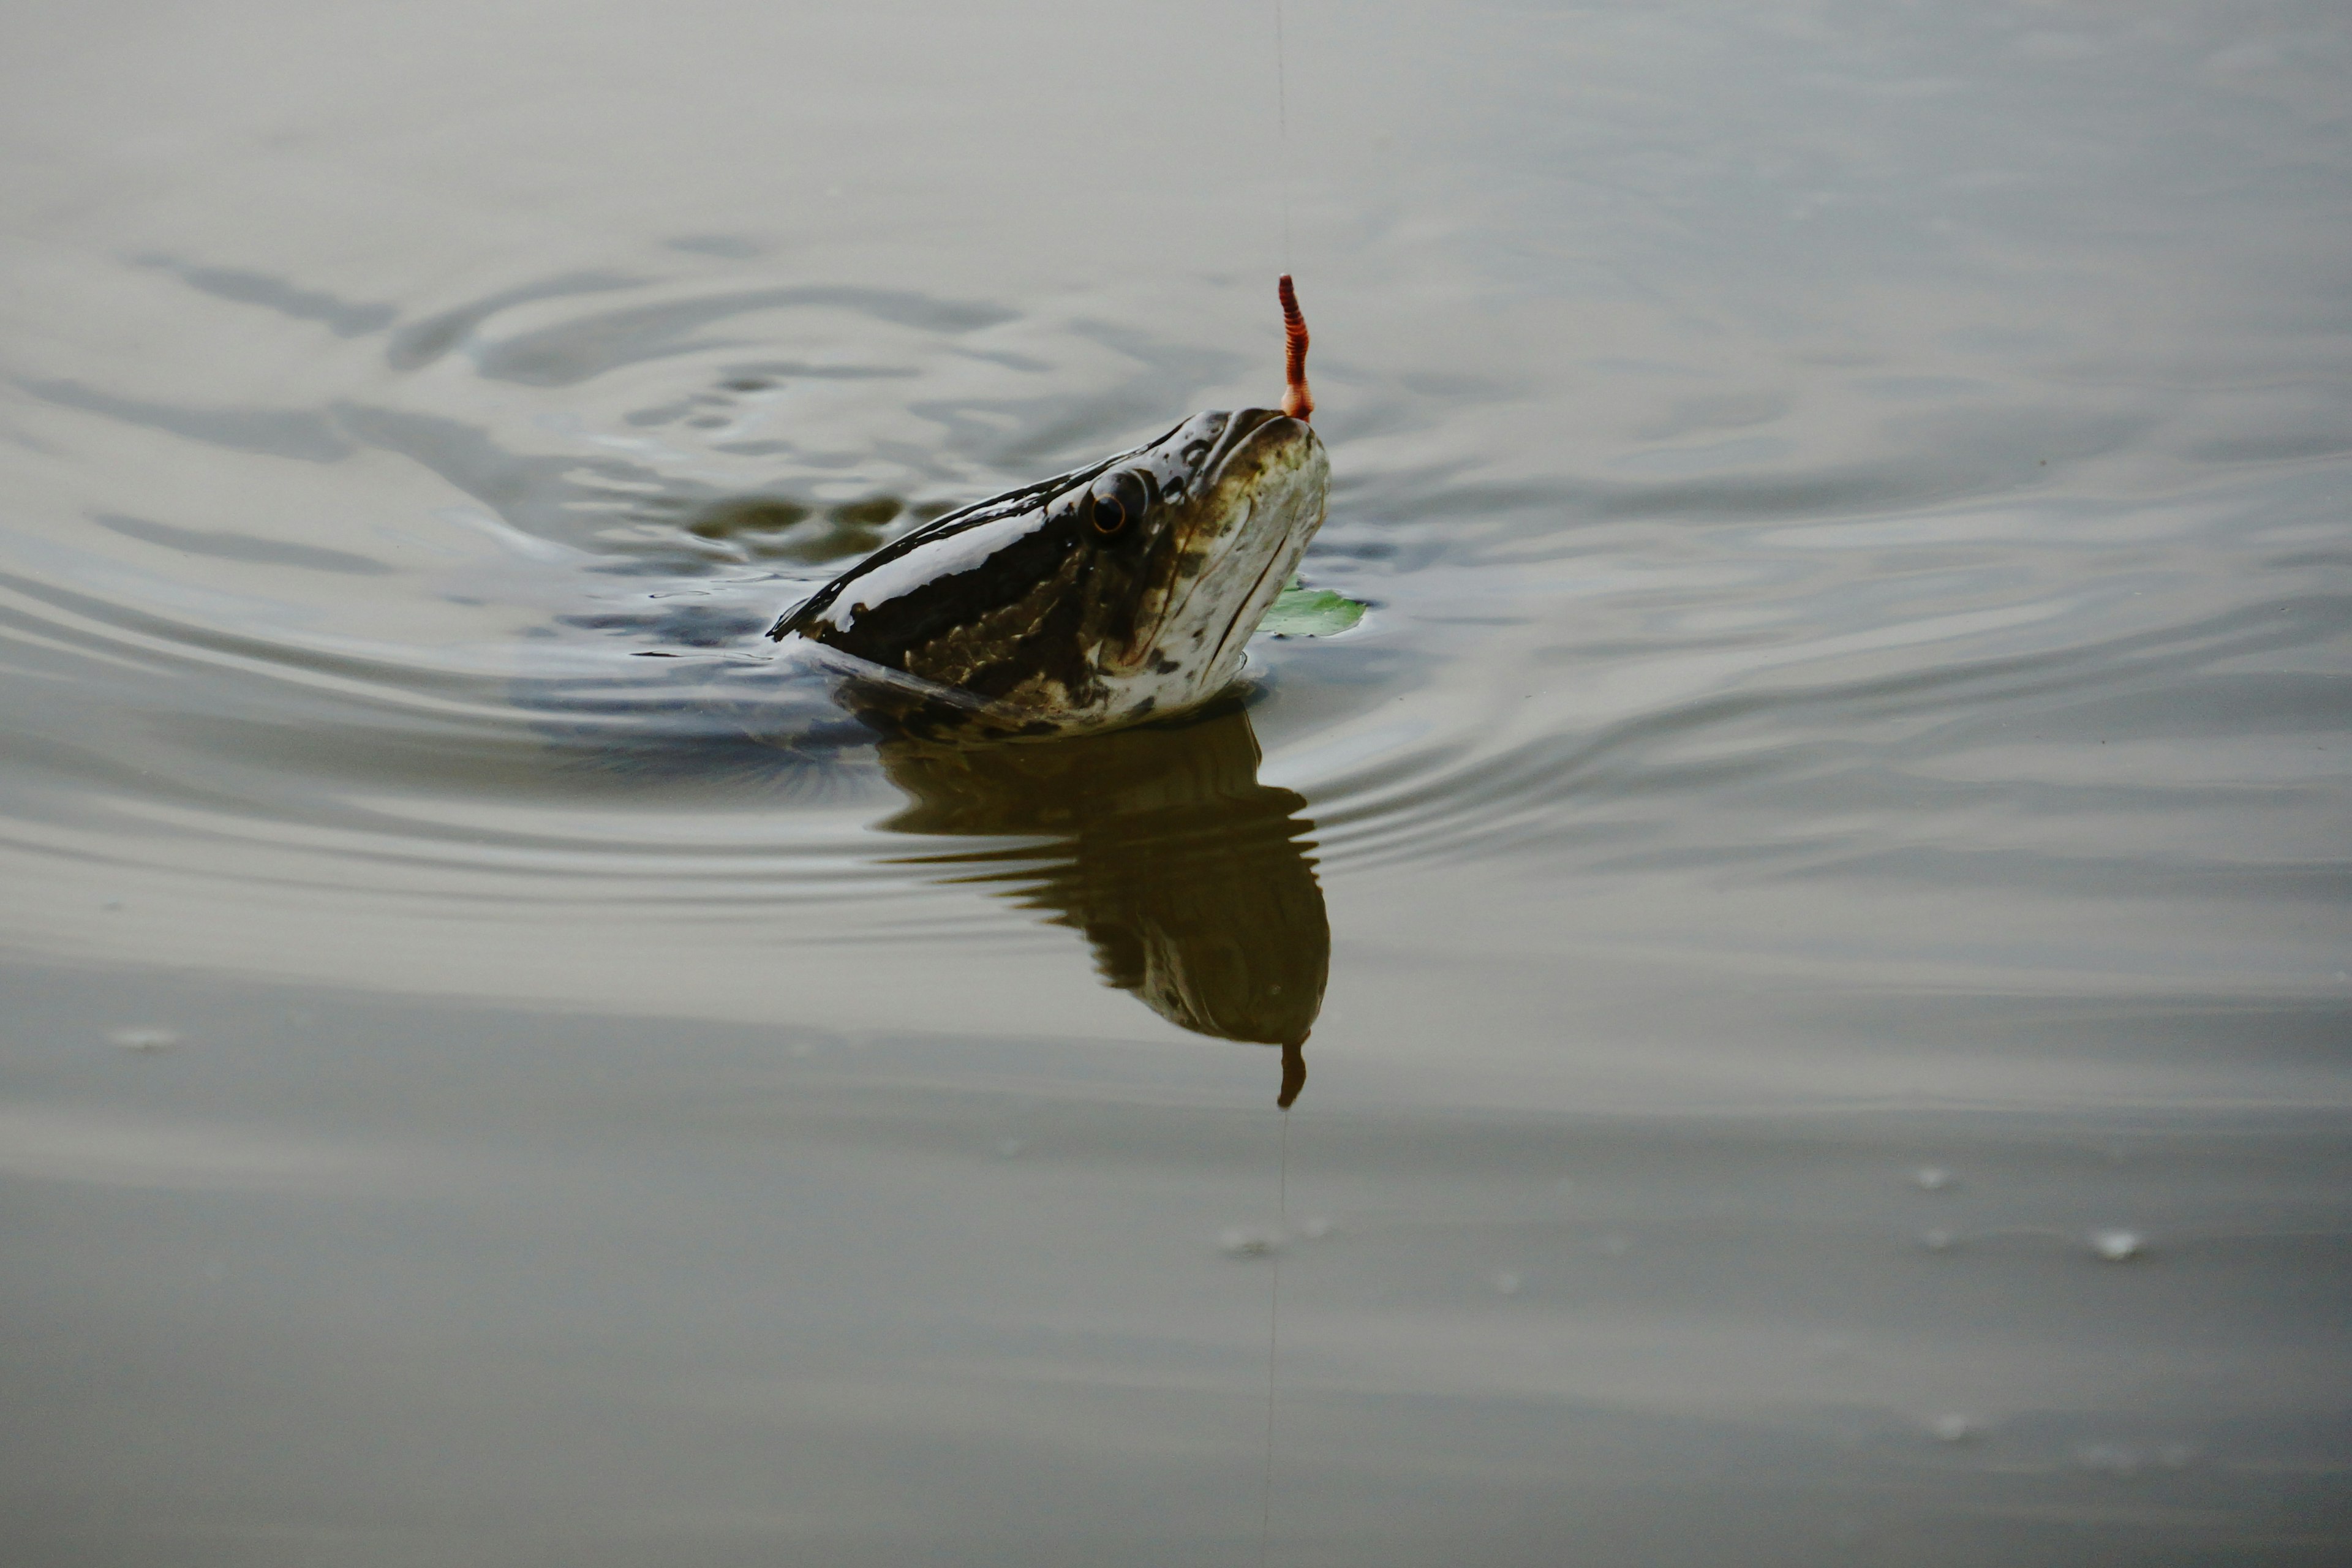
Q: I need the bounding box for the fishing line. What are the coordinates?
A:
[1258,1107,1289,1567]
[1273,0,1293,274]
[1261,18,1300,1561]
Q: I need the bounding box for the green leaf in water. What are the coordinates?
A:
[1257,581,1368,638]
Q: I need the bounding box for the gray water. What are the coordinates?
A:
[4,2,2349,1562]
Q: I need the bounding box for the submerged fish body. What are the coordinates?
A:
[771,408,1329,736]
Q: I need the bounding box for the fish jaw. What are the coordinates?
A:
[1098,415,1329,716]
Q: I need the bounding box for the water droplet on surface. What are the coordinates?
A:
[1919,1227,1958,1253]
[108,1027,179,1052]
[1217,1227,1280,1257]
[1930,1413,1975,1443]
[1491,1270,1524,1297]
[1297,1216,1332,1240]
[2090,1229,2144,1261]
[1912,1166,1954,1191]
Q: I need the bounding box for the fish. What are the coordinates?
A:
[768,282,1329,737]
[512,282,1334,1101]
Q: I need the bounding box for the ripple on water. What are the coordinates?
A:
[1,255,2345,1017]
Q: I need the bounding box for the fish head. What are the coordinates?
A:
[771,409,1329,734]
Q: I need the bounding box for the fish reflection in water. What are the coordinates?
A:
[875,699,1325,1106]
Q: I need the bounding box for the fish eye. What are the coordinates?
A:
[1090,470,1149,535]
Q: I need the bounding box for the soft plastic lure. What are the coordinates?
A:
[1278,273,1313,423]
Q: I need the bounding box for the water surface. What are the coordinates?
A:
[4,1,2348,1562]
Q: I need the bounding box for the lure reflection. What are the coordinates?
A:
[875,700,1325,1107]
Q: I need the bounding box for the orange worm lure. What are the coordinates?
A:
[1278,274,1314,422]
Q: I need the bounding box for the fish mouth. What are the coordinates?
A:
[1196,407,1291,478]
[1114,411,1324,674]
